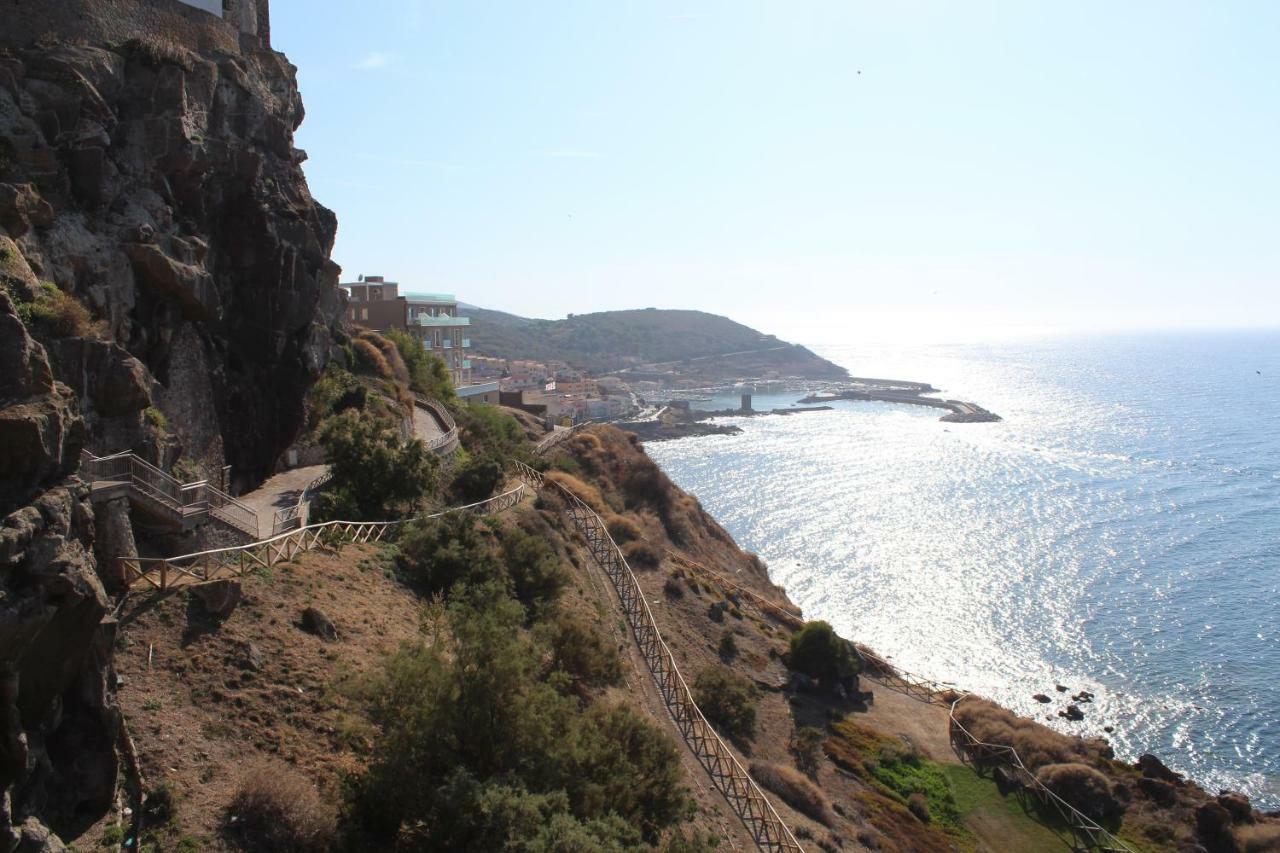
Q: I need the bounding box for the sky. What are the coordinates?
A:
[274,1,1279,345]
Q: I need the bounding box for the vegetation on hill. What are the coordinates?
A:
[468,306,848,379]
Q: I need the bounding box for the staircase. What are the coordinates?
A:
[81,450,260,539]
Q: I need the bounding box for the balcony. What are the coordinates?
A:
[414,315,470,328]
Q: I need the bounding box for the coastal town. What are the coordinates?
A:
[341,274,999,435]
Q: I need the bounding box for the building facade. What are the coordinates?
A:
[340,276,473,388]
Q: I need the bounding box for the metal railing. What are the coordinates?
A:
[81,450,259,539]
[513,459,803,853]
[269,470,334,536]
[121,482,528,591]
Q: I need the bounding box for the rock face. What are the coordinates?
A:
[1,3,340,844]
[1,20,341,487]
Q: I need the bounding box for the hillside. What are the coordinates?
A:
[467,307,849,381]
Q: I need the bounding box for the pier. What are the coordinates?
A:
[799,377,1001,423]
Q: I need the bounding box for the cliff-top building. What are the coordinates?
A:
[341,275,475,390]
[5,0,271,52]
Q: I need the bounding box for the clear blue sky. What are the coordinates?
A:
[276,1,1279,344]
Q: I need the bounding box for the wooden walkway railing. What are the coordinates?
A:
[82,450,259,539]
[513,460,803,853]
[121,483,528,590]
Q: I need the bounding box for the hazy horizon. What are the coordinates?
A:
[276,1,1279,344]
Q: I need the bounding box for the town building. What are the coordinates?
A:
[340,275,473,389]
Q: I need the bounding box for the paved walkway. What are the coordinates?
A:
[412,403,446,443]
[238,464,328,536]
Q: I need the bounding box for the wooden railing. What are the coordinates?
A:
[81,450,259,539]
[121,483,528,590]
[513,459,804,852]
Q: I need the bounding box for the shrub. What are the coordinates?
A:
[28,282,93,338]
[622,539,662,570]
[787,621,860,688]
[605,513,643,543]
[226,760,338,852]
[351,338,392,379]
[396,514,500,595]
[457,404,531,463]
[718,630,738,662]
[385,328,455,401]
[543,470,609,514]
[1034,763,1121,823]
[127,34,193,68]
[951,698,1106,770]
[144,781,176,824]
[1236,824,1280,853]
[306,366,364,428]
[450,454,504,503]
[359,331,410,386]
[748,762,833,825]
[789,726,825,778]
[144,406,169,432]
[537,612,622,695]
[693,665,758,743]
[500,527,569,616]
[906,792,930,823]
[352,588,691,846]
[663,576,684,598]
[662,826,721,852]
[316,408,438,519]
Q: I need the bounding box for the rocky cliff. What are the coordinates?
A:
[1,5,340,845]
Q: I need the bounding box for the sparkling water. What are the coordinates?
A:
[646,330,1280,808]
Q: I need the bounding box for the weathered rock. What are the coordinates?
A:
[1055,684,1069,693]
[787,671,817,693]
[1033,693,1051,703]
[191,579,242,617]
[17,816,67,853]
[1194,801,1232,842]
[1059,704,1084,722]
[0,183,54,237]
[301,606,337,642]
[1217,791,1253,824]
[1137,777,1179,807]
[1139,753,1185,785]
[90,496,135,591]
[242,642,264,672]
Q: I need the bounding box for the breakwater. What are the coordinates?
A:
[799,377,1000,423]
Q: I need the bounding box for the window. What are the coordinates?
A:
[361,308,368,320]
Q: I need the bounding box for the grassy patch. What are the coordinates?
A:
[943,765,1068,852]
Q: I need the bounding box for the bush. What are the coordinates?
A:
[226,760,338,852]
[537,612,622,695]
[396,514,501,595]
[622,539,662,570]
[951,698,1107,770]
[306,366,364,429]
[316,408,438,519]
[543,470,609,514]
[787,621,860,688]
[693,665,758,743]
[450,454,504,503]
[748,762,833,825]
[605,513,643,543]
[457,404,531,463]
[1236,824,1280,853]
[906,792,930,823]
[359,331,410,386]
[385,328,455,401]
[1034,763,1121,823]
[663,576,684,598]
[789,726,825,778]
[351,338,392,379]
[501,527,569,616]
[351,587,691,846]
[28,282,93,338]
[662,827,721,852]
[717,630,738,662]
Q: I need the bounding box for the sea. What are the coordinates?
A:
[644,330,1280,809]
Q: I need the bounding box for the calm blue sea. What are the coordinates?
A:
[645,330,1280,808]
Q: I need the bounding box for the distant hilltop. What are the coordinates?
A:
[467,306,849,382]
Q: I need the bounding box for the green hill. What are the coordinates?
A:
[464,307,848,380]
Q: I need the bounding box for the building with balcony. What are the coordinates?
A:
[340,276,473,388]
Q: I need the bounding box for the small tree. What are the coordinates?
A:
[789,726,825,778]
[317,409,438,519]
[385,328,455,401]
[449,454,504,503]
[692,665,758,744]
[787,621,860,689]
